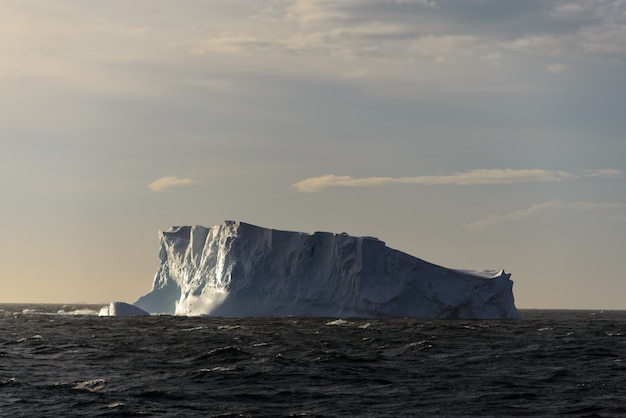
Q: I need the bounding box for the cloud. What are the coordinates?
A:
[410,34,478,60]
[191,33,273,55]
[466,200,626,230]
[148,176,197,192]
[584,169,623,178]
[465,200,562,230]
[292,169,576,192]
[568,201,626,222]
[390,0,438,7]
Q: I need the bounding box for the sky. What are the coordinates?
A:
[1,0,625,309]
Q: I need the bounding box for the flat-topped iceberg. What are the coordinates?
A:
[134,221,520,319]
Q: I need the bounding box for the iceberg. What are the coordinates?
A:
[99,301,150,317]
[134,221,520,319]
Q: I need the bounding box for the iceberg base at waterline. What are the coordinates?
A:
[99,301,150,317]
[130,221,520,319]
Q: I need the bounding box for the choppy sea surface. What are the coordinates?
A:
[1,305,625,417]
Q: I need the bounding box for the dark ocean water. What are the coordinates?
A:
[1,305,625,417]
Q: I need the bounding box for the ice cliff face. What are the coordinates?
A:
[134,221,520,319]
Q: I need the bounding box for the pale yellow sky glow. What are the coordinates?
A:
[1,1,625,309]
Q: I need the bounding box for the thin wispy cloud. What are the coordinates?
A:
[466,200,626,230]
[292,169,617,192]
[221,0,626,73]
[584,169,623,178]
[465,201,562,230]
[148,176,197,192]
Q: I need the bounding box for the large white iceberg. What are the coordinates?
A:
[134,221,520,319]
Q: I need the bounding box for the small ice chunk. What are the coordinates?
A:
[99,302,150,317]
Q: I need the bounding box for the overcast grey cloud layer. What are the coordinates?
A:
[1,1,625,309]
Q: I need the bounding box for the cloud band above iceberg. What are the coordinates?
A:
[466,200,626,230]
[292,169,621,192]
[148,176,197,192]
